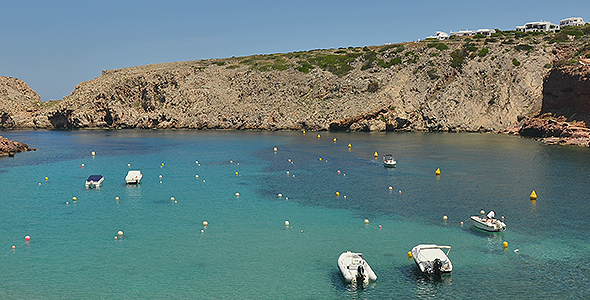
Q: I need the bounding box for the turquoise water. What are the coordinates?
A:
[1,130,589,299]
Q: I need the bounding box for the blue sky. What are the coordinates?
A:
[1,1,588,101]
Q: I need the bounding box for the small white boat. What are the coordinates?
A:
[471,211,506,232]
[411,244,453,275]
[338,251,377,285]
[85,175,104,188]
[125,170,143,184]
[383,154,397,168]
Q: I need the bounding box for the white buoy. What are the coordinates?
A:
[399,190,402,193]
[286,171,290,174]
[364,219,369,224]
[278,193,283,198]
[480,210,485,215]
[118,230,123,237]
[236,192,240,197]
[115,197,119,201]
[91,151,95,156]
[196,161,199,164]
[285,221,290,226]
[274,147,278,152]
[443,215,448,221]
[389,186,393,190]
[128,163,131,167]
[203,221,208,227]
[230,160,233,164]
[171,197,175,201]
[159,175,162,178]
[201,229,204,233]
[72,197,77,201]
[196,175,199,178]
[461,221,464,225]
[81,163,85,167]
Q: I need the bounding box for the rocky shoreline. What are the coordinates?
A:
[0,136,35,157]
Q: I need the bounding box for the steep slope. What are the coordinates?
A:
[4,28,590,132]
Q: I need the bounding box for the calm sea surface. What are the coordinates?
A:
[0,130,589,299]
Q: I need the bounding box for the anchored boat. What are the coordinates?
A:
[411,244,453,275]
[471,210,506,232]
[337,251,377,285]
[85,175,104,188]
[125,170,143,184]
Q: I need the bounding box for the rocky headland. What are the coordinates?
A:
[1,26,590,146]
[0,136,35,157]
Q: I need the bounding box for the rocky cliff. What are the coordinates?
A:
[0,136,35,156]
[2,27,590,132]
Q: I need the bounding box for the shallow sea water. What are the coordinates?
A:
[0,130,589,299]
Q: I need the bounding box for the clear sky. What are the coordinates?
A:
[1,1,588,101]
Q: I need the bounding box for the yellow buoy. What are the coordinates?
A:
[530,190,537,200]
[348,143,352,148]
[364,219,369,225]
[333,138,337,143]
[45,177,48,181]
[161,163,165,167]
[374,152,378,158]
[319,157,322,161]
[303,130,306,134]
[435,168,441,176]
[317,134,321,139]
[408,251,413,258]
[336,191,340,196]
[235,172,239,176]
[503,241,508,248]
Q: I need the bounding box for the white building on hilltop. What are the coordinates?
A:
[426,31,450,40]
[516,21,560,32]
[449,29,496,37]
[560,17,586,27]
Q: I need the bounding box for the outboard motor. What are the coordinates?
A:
[433,258,443,275]
[356,265,366,284]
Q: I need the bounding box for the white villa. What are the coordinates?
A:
[426,31,450,40]
[516,21,560,32]
[450,29,496,37]
[560,17,586,27]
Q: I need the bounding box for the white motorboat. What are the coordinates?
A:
[411,244,453,275]
[338,251,377,285]
[125,170,143,184]
[85,175,104,188]
[383,154,397,168]
[471,211,506,232]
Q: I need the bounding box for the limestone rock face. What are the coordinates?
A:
[0,39,578,132]
[0,136,35,156]
[0,76,43,129]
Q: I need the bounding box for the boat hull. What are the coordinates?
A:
[411,244,453,274]
[337,251,377,284]
[470,216,506,232]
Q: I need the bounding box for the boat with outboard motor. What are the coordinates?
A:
[125,170,143,184]
[337,251,377,285]
[383,154,397,168]
[470,210,506,232]
[411,244,452,275]
[85,175,104,188]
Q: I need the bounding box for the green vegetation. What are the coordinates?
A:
[463,42,478,52]
[427,68,440,80]
[450,49,467,69]
[215,61,226,66]
[515,44,534,52]
[306,53,358,77]
[544,63,553,68]
[512,58,521,66]
[478,48,489,57]
[427,42,449,51]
